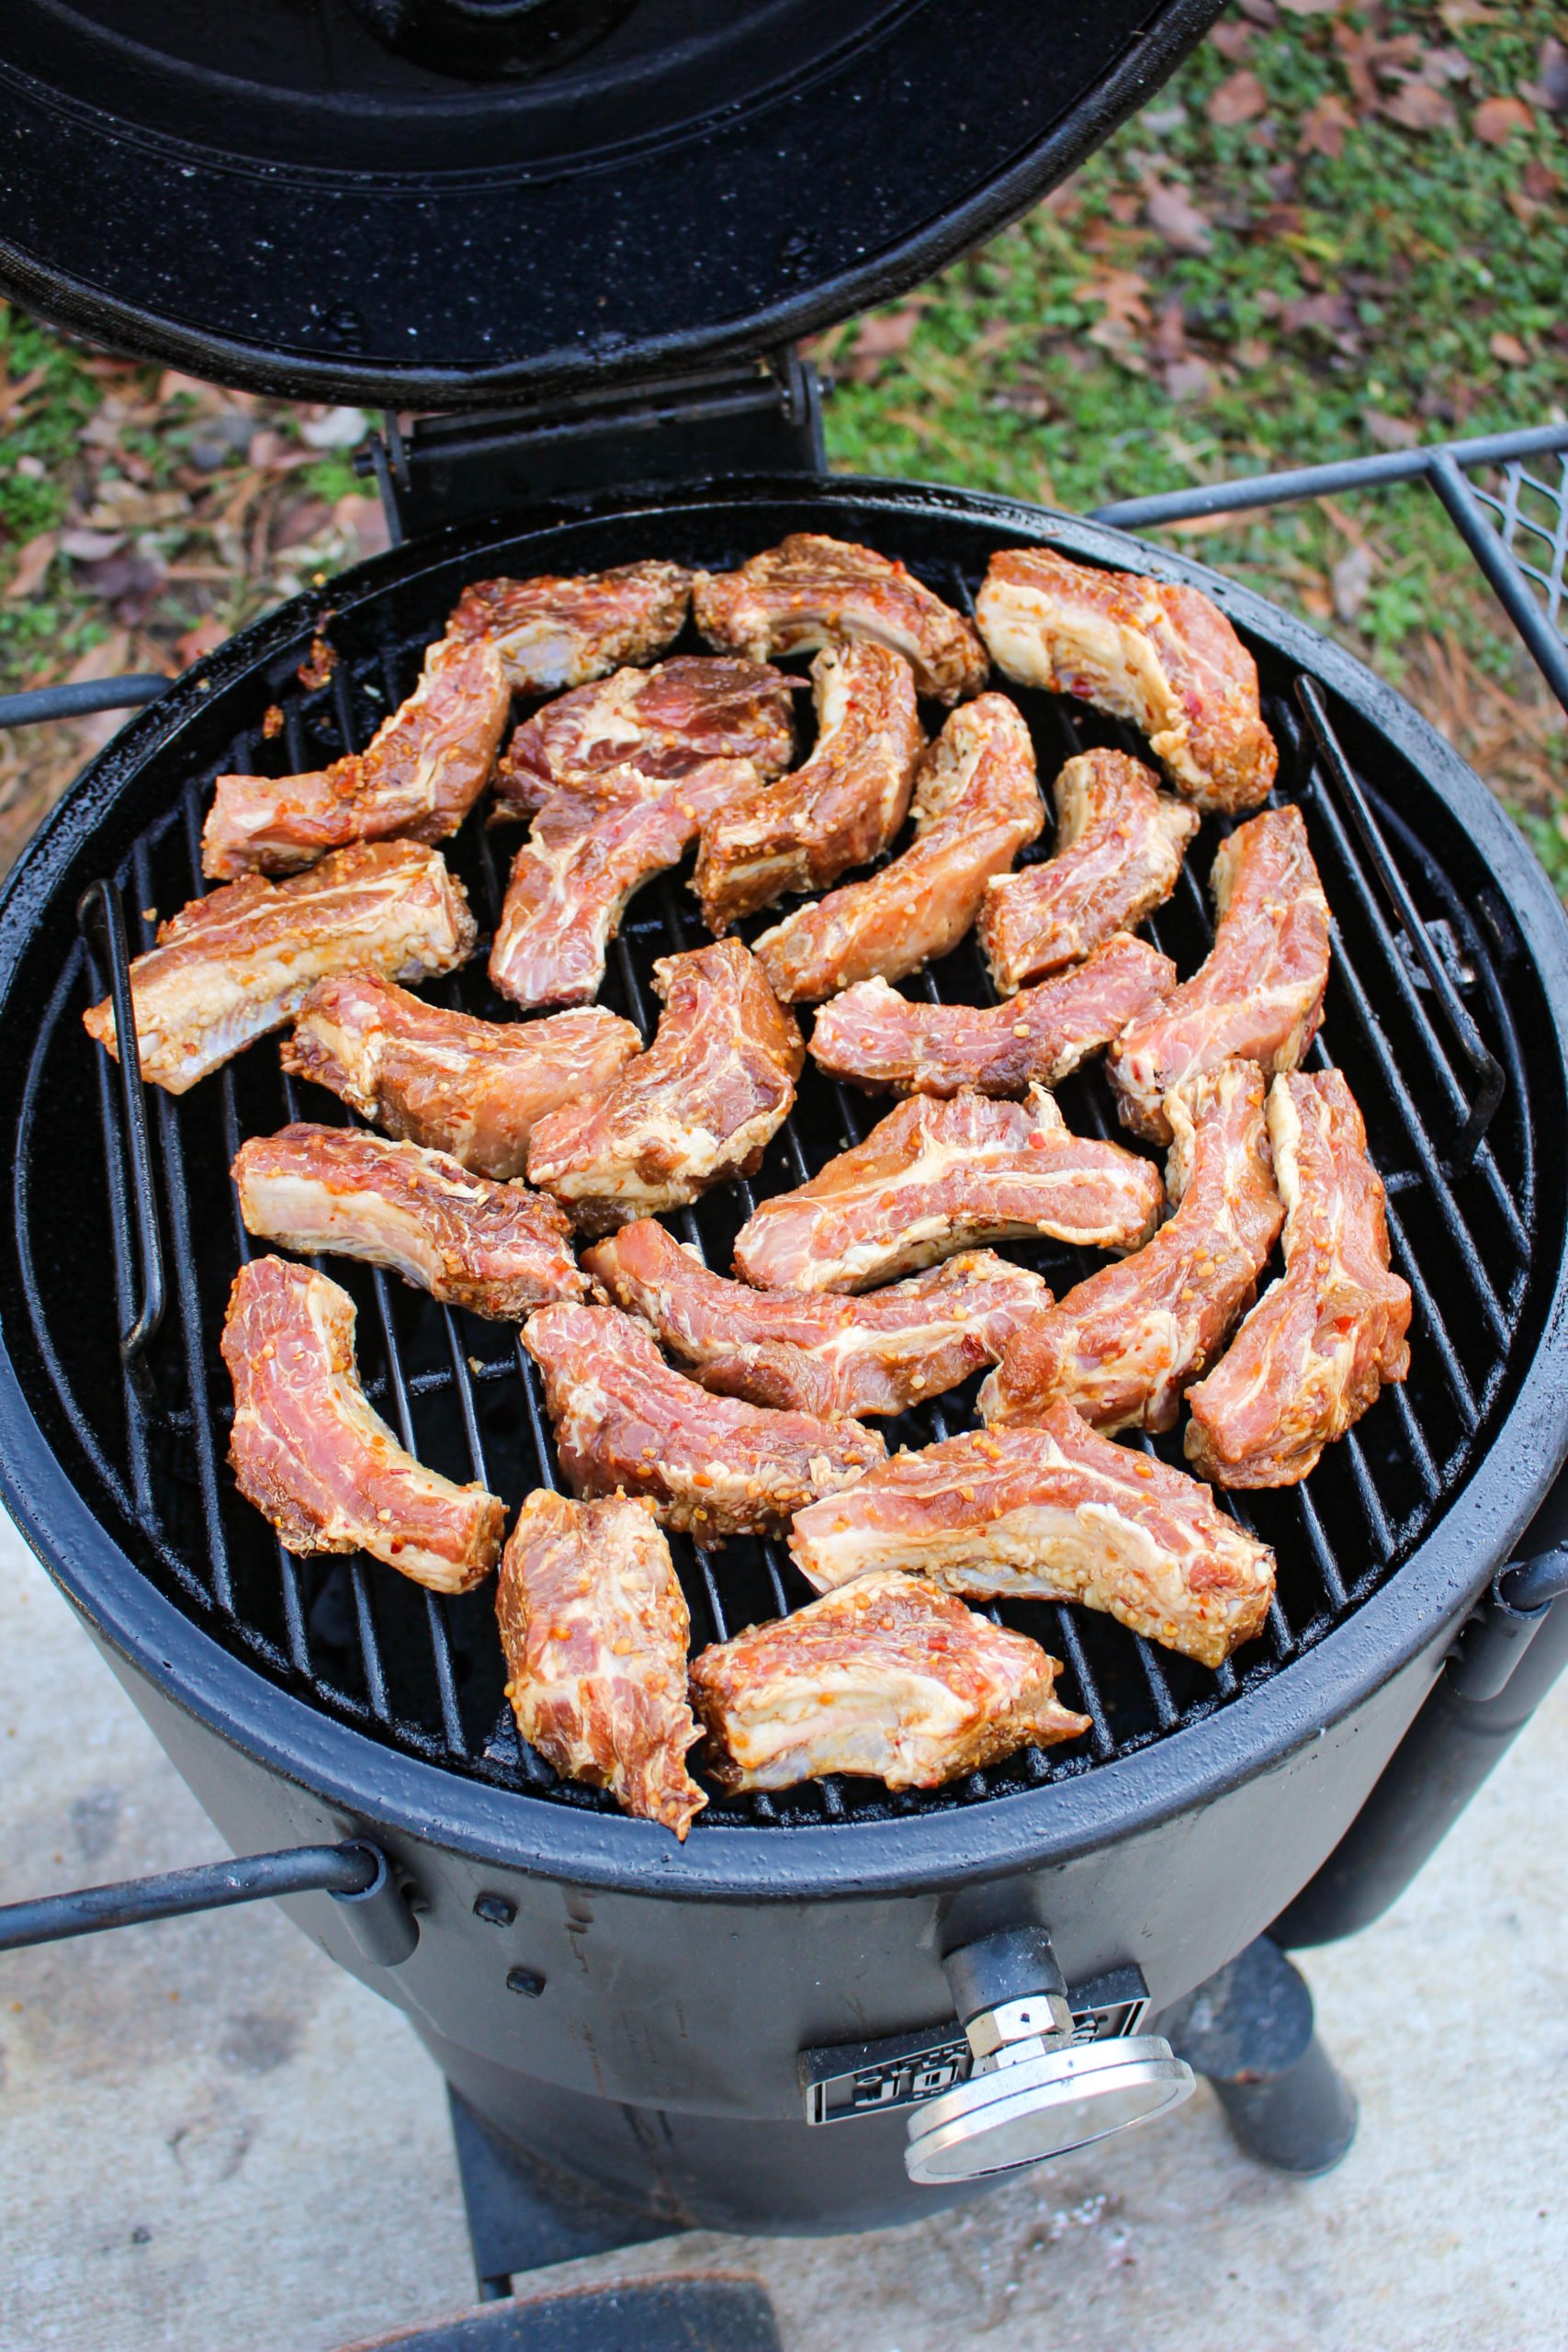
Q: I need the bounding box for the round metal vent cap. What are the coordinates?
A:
[904,2036,1195,2185]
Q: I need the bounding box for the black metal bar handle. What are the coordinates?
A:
[77,876,166,1364]
[0,674,168,729]
[0,1840,378,1952]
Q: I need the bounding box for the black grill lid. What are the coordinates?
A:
[0,0,1224,409]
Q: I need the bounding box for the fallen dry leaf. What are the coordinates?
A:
[1365,410,1420,450]
[1145,180,1213,253]
[1472,95,1534,143]
[1332,543,1375,623]
[1488,331,1530,366]
[1165,357,1216,404]
[1208,68,1269,127]
[1519,36,1567,114]
[1299,92,1356,156]
[852,308,926,361]
[1212,22,1255,60]
[1278,0,1342,12]
[1382,77,1456,131]
[5,534,57,602]
[175,616,228,668]
[1438,0,1498,25]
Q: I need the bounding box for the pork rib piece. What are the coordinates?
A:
[233,1124,584,1319]
[84,842,476,1096]
[810,933,1175,1101]
[445,560,691,694]
[527,939,803,1236]
[976,547,1277,813]
[490,759,759,1010]
[979,749,1200,995]
[522,1304,886,1545]
[753,694,1043,1004]
[497,1490,706,1839]
[689,1569,1088,1794]
[791,1403,1276,1670]
[493,656,797,821]
[694,532,988,705]
[202,636,510,880]
[282,975,640,1182]
[222,1254,504,1591]
[583,1219,1050,1419]
[1186,1069,1412,1487]
[980,1061,1282,1432]
[693,640,924,934]
[1108,804,1331,1145]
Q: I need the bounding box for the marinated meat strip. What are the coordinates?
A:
[583,1219,1050,1419]
[810,933,1175,1100]
[282,975,640,1182]
[201,636,510,880]
[753,694,1043,1004]
[527,939,803,1236]
[689,1569,1088,1794]
[83,842,476,1096]
[1108,804,1331,1145]
[522,1304,886,1545]
[732,1087,1164,1295]
[445,559,691,694]
[1186,1069,1412,1487]
[791,1403,1277,1670]
[980,1061,1283,1432]
[222,1254,504,1592]
[492,656,797,821]
[232,1124,584,1319]
[490,759,759,1010]
[979,749,1200,995]
[497,1490,706,1839]
[694,640,924,934]
[694,531,988,705]
[976,547,1278,813]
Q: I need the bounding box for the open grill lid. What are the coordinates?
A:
[0,0,1224,410]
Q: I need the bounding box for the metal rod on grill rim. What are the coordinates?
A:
[76,876,166,1366]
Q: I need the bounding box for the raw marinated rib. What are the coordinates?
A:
[232,1124,584,1319]
[490,759,759,1010]
[445,559,691,693]
[732,1087,1163,1295]
[810,933,1176,1100]
[282,975,640,1182]
[976,548,1277,813]
[493,656,797,821]
[497,1489,706,1839]
[1108,804,1331,1145]
[522,1304,886,1544]
[583,1219,1050,1419]
[222,1254,504,1592]
[527,939,804,1236]
[754,694,1043,1003]
[201,636,510,879]
[694,531,988,705]
[688,1570,1088,1794]
[980,1061,1282,1432]
[979,749,1200,995]
[1186,1069,1412,1487]
[83,842,476,1096]
[694,639,924,933]
[790,1403,1276,1670]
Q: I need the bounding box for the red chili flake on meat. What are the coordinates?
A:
[262,704,286,740]
[297,632,337,692]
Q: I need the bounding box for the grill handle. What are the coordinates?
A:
[0,675,168,729]
[0,1838,418,1969]
[77,876,166,1368]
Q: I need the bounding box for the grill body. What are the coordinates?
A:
[4,478,1567,2234]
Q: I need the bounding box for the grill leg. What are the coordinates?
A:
[1158,1937,1358,2178]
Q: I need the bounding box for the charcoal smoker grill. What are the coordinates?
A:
[4,6,1568,2339]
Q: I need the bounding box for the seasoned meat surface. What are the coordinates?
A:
[493,655,797,820]
[222,1254,504,1591]
[979,749,1200,995]
[810,933,1175,1100]
[1186,1069,1412,1486]
[282,976,640,1182]
[84,842,475,1096]
[526,939,804,1235]
[522,1303,885,1545]
[446,560,691,693]
[1108,804,1331,1143]
[689,1568,1088,1793]
[976,547,1277,813]
[497,1490,706,1839]
[791,1403,1276,1669]
[732,1086,1164,1295]
[981,1060,1283,1431]
[202,636,510,880]
[583,1219,1050,1419]
[694,532,988,704]
[754,693,1043,1004]
[232,1124,584,1318]
[694,639,924,933]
